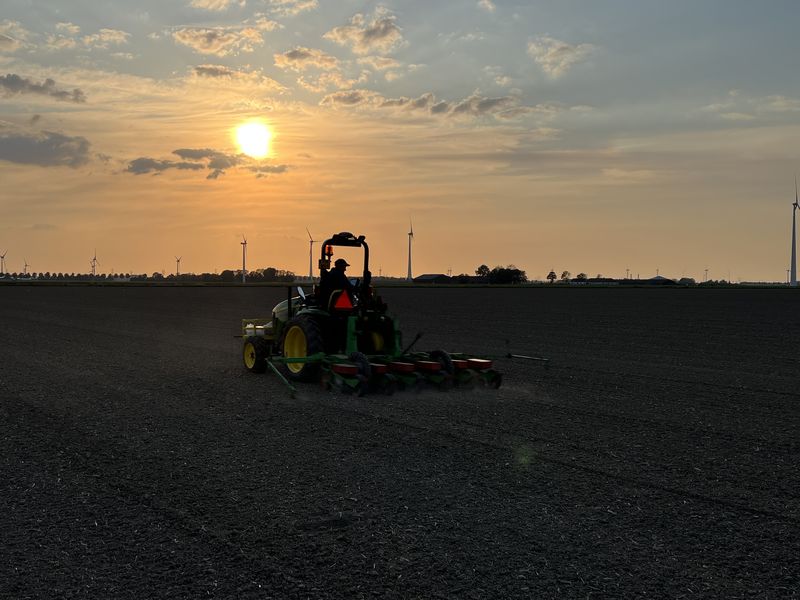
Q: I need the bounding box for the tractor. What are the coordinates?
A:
[241,232,502,395]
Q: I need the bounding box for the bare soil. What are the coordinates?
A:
[1,285,798,598]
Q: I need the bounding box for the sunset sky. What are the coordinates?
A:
[1,1,799,281]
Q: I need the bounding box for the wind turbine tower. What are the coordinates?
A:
[0,250,6,275]
[175,256,182,277]
[241,235,247,284]
[23,259,30,276]
[791,178,798,287]
[90,250,98,278]
[306,228,316,280]
[406,220,414,282]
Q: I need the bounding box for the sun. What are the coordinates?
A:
[235,121,272,159]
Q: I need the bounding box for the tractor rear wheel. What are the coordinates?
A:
[281,315,324,382]
[243,336,269,374]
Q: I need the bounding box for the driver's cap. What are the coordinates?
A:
[334,258,350,268]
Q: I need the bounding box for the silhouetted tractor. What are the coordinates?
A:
[241,232,502,395]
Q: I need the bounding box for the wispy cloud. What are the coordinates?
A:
[189,0,245,11]
[703,90,800,122]
[324,9,404,55]
[82,28,130,49]
[0,130,90,168]
[298,70,369,93]
[0,20,30,52]
[264,0,318,17]
[173,19,278,56]
[55,22,80,35]
[0,74,86,103]
[126,157,205,174]
[357,56,400,71]
[527,35,594,77]
[191,64,286,91]
[127,148,290,179]
[274,46,338,71]
[320,88,561,122]
[477,0,496,13]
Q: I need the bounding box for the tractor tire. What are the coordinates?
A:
[280,315,324,382]
[243,336,269,374]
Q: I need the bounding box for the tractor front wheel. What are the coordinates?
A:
[243,336,269,374]
[281,316,324,381]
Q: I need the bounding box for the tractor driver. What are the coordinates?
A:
[319,257,356,310]
[327,258,354,294]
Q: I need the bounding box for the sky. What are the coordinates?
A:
[1,0,799,281]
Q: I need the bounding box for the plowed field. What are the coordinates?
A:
[1,286,798,598]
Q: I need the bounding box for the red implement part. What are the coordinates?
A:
[467,358,493,370]
[390,361,415,373]
[370,363,388,374]
[451,359,470,370]
[415,360,442,373]
[331,363,359,376]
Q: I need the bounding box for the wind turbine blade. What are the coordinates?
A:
[306,227,313,241]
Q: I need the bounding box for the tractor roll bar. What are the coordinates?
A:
[318,232,370,287]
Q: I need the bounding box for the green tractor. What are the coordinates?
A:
[241,232,501,395]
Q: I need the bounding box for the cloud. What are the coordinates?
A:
[477,0,496,12]
[45,35,78,50]
[324,9,404,55]
[703,91,800,122]
[298,70,369,93]
[320,88,566,123]
[56,22,81,35]
[189,0,244,11]
[319,89,379,107]
[274,46,338,71]
[0,130,90,168]
[357,56,400,70]
[191,64,286,91]
[81,28,131,49]
[527,35,594,77]
[0,20,30,52]
[173,21,276,56]
[127,157,205,174]
[0,74,87,103]
[265,0,318,17]
[248,164,289,174]
[127,148,290,179]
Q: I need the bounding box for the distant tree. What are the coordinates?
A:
[596,274,602,279]
[487,265,527,284]
[560,271,571,281]
[475,264,490,278]
[547,270,557,283]
[576,273,588,281]
[678,277,696,286]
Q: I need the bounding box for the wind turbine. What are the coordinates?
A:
[0,250,6,275]
[241,235,247,284]
[790,177,798,287]
[306,228,316,280]
[23,258,30,276]
[406,219,414,282]
[90,250,98,278]
[175,256,182,277]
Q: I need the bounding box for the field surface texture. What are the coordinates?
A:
[1,286,798,599]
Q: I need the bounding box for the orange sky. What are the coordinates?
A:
[2,2,800,281]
